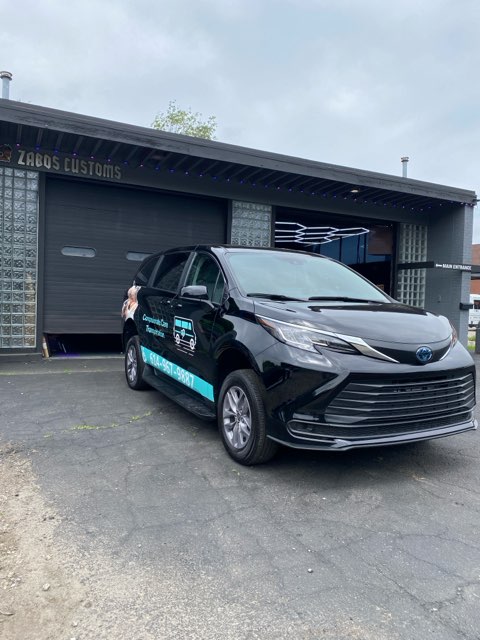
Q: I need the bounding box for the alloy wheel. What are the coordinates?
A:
[126,344,137,383]
[222,385,252,449]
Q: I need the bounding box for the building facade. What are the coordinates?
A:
[0,99,477,354]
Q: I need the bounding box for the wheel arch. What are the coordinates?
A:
[122,319,138,352]
[215,345,260,394]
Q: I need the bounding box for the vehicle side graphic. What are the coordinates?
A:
[174,316,197,351]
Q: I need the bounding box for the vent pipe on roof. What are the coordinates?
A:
[401,156,409,178]
[0,71,12,99]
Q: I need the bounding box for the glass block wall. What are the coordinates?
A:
[0,167,39,349]
[396,223,427,308]
[230,201,272,247]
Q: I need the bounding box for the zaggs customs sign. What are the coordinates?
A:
[11,147,122,180]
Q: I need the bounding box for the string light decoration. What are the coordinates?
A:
[10,143,476,210]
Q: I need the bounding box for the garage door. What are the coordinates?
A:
[43,178,227,333]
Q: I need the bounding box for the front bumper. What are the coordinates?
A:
[255,341,477,451]
[277,418,478,451]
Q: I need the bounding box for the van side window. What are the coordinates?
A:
[185,254,225,304]
[134,255,158,286]
[153,252,190,292]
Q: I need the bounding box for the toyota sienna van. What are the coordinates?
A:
[122,245,476,465]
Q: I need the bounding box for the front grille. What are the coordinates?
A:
[319,371,475,437]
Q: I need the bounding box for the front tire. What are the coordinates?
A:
[125,336,149,390]
[218,369,278,465]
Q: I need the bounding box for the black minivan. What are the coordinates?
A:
[122,245,476,465]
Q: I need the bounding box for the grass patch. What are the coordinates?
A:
[71,424,100,431]
[68,411,153,433]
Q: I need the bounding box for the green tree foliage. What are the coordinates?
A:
[152,101,217,140]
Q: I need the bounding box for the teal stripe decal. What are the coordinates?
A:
[141,346,214,402]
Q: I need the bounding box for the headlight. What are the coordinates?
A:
[256,315,359,355]
[450,322,458,347]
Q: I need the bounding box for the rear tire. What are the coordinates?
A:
[218,369,278,465]
[125,336,149,390]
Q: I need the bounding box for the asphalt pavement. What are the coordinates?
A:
[1,354,480,639]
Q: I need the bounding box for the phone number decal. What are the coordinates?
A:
[140,346,214,401]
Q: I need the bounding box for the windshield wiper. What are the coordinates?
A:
[307,296,384,303]
[247,293,307,302]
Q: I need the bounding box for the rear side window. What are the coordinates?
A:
[153,252,190,292]
[134,255,158,286]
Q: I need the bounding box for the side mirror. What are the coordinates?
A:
[181,285,209,300]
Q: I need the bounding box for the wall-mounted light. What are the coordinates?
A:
[275,221,369,245]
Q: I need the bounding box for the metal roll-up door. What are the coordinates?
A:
[43,178,226,333]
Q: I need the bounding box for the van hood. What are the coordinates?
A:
[253,299,454,364]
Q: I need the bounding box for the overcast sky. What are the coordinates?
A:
[2,0,479,238]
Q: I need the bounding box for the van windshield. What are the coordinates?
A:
[226,250,389,303]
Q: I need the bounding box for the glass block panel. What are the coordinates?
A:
[0,166,38,348]
[231,201,272,247]
[396,224,427,308]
